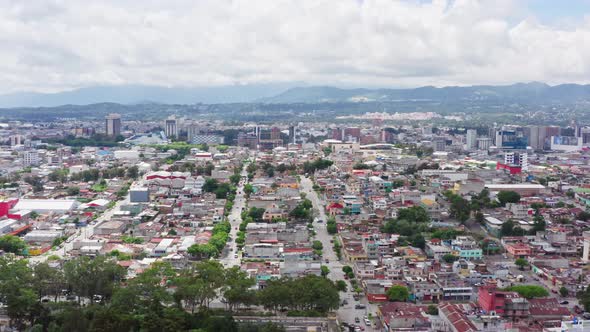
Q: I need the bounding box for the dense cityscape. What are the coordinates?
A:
[4,1,590,332]
[0,109,589,332]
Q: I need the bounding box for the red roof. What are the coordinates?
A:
[327,202,344,210]
[283,248,312,253]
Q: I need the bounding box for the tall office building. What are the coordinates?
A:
[466,129,477,150]
[165,117,178,138]
[477,137,492,151]
[9,135,23,146]
[105,113,121,137]
[288,125,295,144]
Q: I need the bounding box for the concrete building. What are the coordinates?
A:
[105,113,122,137]
[466,129,477,150]
[9,135,23,146]
[165,116,178,138]
[477,137,492,150]
[22,150,40,166]
[130,187,150,203]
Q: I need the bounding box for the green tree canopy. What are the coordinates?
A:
[386,285,409,302]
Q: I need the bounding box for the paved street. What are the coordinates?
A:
[220,161,250,268]
[300,177,378,331]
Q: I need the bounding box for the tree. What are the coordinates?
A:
[497,191,521,206]
[515,258,528,271]
[342,266,353,274]
[442,254,459,263]
[397,206,429,223]
[409,234,425,249]
[475,211,484,224]
[578,286,590,311]
[222,266,256,311]
[63,256,125,303]
[126,165,139,179]
[32,262,64,301]
[504,285,548,299]
[386,285,409,302]
[0,257,38,329]
[559,286,569,297]
[0,235,26,254]
[320,266,330,278]
[312,241,323,251]
[243,184,254,197]
[335,280,347,292]
[187,243,219,259]
[66,186,80,196]
[500,219,515,237]
[427,304,438,315]
[229,174,241,185]
[578,211,590,221]
[445,192,470,223]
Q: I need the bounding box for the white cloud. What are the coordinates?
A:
[0,0,589,92]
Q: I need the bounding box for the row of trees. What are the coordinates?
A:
[187,221,231,259]
[68,166,139,183]
[0,256,336,331]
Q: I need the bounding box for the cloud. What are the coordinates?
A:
[0,0,589,92]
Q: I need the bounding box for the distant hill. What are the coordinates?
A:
[0,83,302,108]
[260,82,590,103]
[2,82,590,107]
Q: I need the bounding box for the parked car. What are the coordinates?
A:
[560,300,569,305]
[364,318,371,326]
[355,317,360,323]
[355,304,366,309]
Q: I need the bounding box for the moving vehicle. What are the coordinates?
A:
[364,318,371,326]
[355,304,366,309]
[355,317,360,323]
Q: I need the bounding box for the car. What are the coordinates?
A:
[41,297,51,303]
[560,300,569,305]
[325,259,329,263]
[341,299,348,305]
[364,318,371,326]
[355,304,366,309]
[93,295,103,303]
[355,317,360,323]
[234,254,238,258]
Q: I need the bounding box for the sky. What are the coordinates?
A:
[1,0,590,93]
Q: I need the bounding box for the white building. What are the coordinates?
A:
[477,137,492,151]
[466,129,477,150]
[22,150,40,166]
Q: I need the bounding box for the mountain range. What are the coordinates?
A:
[1,82,590,107]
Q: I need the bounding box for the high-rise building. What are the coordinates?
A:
[23,150,40,166]
[477,137,492,151]
[165,117,178,138]
[504,152,528,171]
[495,127,527,150]
[9,135,23,146]
[432,137,446,151]
[270,127,281,140]
[466,129,477,150]
[344,127,361,141]
[105,113,121,137]
[331,127,343,141]
[288,125,295,144]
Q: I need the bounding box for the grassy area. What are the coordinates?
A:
[91,183,108,192]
